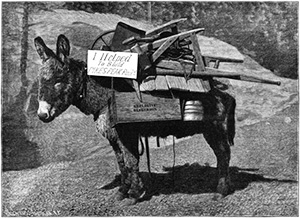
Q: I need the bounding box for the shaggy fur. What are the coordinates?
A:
[34,34,236,205]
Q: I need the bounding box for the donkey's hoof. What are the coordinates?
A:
[113,191,128,202]
[217,177,233,196]
[120,197,138,206]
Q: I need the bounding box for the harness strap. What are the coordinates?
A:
[139,135,145,156]
[172,136,176,189]
[78,66,88,100]
[139,135,152,180]
[144,136,152,179]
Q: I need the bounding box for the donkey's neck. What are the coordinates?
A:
[71,59,113,120]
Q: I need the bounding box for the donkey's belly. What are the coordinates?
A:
[96,106,212,139]
[133,120,207,138]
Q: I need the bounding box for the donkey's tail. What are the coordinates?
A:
[227,95,236,146]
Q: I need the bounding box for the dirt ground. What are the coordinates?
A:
[2,101,298,216]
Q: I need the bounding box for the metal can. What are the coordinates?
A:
[183,100,203,121]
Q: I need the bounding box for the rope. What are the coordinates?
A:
[111,77,114,90]
[179,57,195,82]
[172,136,176,189]
[139,135,145,156]
[138,135,152,179]
[145,136,152,180]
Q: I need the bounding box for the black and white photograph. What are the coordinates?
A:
[1,1,298,216]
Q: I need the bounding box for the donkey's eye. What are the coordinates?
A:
[54,83,63,90]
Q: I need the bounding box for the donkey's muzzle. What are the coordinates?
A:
[37,101,53,123]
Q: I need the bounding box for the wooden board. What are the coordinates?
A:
[154,66,280,85]
[109,92,182,126]
[187,78,205,92]
[191,33,205,72]
[166,75,188,91]
[140,76,156,91]
[200,79,211,92]
[125,28,205,54]
[154,75,169,91]
[156,60,211,92]
[139,75,210,93]
[190,33,211,91]
[152,36,178,62]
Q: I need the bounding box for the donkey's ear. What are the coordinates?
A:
[56,34,70,63]
[34,37,55,62]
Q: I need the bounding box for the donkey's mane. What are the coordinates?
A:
[67,57,115,120]
[68,58,86,74]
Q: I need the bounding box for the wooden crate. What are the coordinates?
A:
[108,91,182,126]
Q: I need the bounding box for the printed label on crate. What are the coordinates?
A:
[87,50,138,79]
[133,103,158,112]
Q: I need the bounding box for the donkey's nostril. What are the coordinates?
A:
[38,111,49,120]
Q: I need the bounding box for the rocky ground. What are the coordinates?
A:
[2,99,298,216]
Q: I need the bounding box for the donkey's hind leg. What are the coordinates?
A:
[203,123,233,196]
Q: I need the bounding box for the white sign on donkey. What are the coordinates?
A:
[87,50,138,79]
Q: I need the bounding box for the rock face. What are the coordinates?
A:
[26,9,296,125]
[2,8,298,166]
[216,56,297,126]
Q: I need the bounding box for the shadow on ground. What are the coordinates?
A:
[101,162,297,202]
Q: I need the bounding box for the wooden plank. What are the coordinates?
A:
[199,79,211,92]
[191,32,205,71]
[156,60,194,71]
[166,75,188,91]
[155,67,281,86]
[156,60,211,92]
[125,28,205,53]
[140,76,156,92]
[205,56,243,63]
[187,78,205,92]
[152,36,178,62]
[146,18,187,36]
[156,58,243,72]
[156,60,188,70]
[190,33,211,91]
[155,75,169,91]
[111,92,182,125]
[132,80,142,101]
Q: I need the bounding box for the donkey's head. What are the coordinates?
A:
[34,35,84,123]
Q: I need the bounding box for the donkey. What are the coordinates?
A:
[34,34,236,205]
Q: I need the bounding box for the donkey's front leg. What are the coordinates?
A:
[95,113,131,202]
[203,123,232,196]
[109,139,130,201]
[116,125,144,206]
